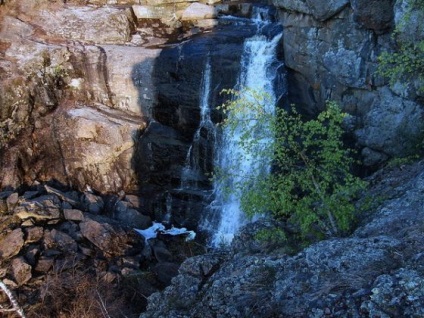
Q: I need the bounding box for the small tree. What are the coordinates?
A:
[219,89,366,239]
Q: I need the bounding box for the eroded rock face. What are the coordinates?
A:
[0,4,151,192]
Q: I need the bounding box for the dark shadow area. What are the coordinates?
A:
[131,16,260,236]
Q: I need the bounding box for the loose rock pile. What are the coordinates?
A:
[0,183,200,317]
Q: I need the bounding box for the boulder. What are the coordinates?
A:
[58,221,83,242]
[25,244,40,266]
[123,194,142,209]
[14,195,61,221]
[25,226,44,244]
[79,217,132,257]
[34,256,54,273]
[113,201,152,228]
[43,229,78,253]
[63,209,84,222]
[0,228,25,260]
[11,257,32,286]
[82,192,104,215]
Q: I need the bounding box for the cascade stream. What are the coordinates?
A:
[181,57,215,191]
[202,8,286,246]
[158,6,285,247]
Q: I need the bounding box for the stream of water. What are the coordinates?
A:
[203,8,285,247]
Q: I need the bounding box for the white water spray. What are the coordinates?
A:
[207,13,283,247]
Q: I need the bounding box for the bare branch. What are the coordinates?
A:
[0,280,27,318]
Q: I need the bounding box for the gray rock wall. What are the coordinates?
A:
[274,0,424,166]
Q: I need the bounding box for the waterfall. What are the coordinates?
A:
[204,9,284,247]
[181,57,216,190]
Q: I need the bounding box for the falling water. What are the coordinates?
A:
[181,57,216,190]
[205,10,284,246]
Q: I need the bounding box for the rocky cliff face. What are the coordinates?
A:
[1,0,424,317]
[141,160,424,317]
[2,0,422,199]
[0,0,259,190]
[0,0,277,231]
[0,1,150,193]
[274,0,424,167]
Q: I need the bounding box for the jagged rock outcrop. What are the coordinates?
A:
[274,0,424,166]
[141,161,424,317]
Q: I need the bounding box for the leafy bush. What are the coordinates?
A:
[378,41,424,90]
[218,89,367,240]
[377,0,424,92]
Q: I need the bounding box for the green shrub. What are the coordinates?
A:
[378,41,424,90]
[377,0,424,92]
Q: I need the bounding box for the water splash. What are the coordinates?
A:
[205,13,284,247]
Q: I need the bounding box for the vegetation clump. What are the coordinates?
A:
[377,0,424,92]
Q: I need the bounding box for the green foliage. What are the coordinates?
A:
[378,42,424,90]
[219,89,367,239]
[386,154,421,168]
[377,0,424,91]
